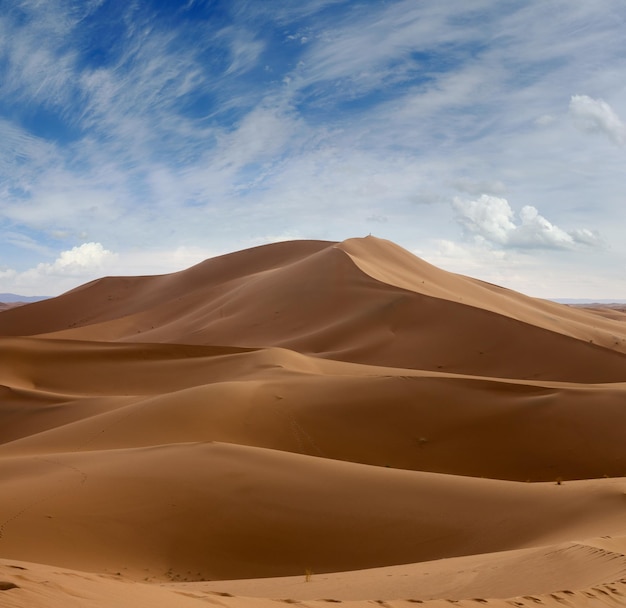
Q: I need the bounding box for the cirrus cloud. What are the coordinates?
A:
[569,94,626,146]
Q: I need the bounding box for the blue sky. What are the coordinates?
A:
[1,0,626,298]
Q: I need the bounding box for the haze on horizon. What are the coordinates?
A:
[1,0,625,299]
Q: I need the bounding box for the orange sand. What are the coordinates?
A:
[1,236,626,607]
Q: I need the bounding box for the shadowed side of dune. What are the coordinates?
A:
[339,237,626,342]
[3,236,626,608]
[3,238,624,382]
[0,240,332,338]
[2,336,626,481]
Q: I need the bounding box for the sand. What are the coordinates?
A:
[0,302,26,312]
[1,236,626,607]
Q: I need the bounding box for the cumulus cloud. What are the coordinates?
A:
[0,243,117,296]
[452,195,515,245]
[452,195,601,250]
[568,228,603,247]
[43,242,117,274]
[512,205,576,248]
[569,95,626,146]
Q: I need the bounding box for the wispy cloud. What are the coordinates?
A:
[1,1,626,298]
[221,28,266,76]
[289,0,494,101]
[569,94,626,146]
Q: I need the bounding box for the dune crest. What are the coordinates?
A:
[2,236,626,607]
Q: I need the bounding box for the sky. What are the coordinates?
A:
[1,0,626,299]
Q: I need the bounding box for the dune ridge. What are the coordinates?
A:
[1,236,626,607]
[3,237,626,380]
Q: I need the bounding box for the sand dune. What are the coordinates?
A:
[3,556,626,608]
[2,336,626,480]
[0,303,24,312]
[2,236,626,607]
[1,443,626,579]
[2,237,626,380]
[175,536,626,600]
[575,303,626,321]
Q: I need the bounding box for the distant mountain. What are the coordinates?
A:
[0,293,50,303]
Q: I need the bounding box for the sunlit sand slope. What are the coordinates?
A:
[3,556,626,608]
[1,237,625,380]
[1,336,626,481]
[1,442,626,579]
[2,236,626,608]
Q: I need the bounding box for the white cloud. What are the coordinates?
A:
[291,0,494,96]
[0,243,228,296]
[511,205,575,248]
[452,195,516,245]
[569,94,626,146]
[47,242,116,273]
[1,1,626,299]
[2,231,52,256]
[569,228,603,247]
[222,29,265,76]
[452,195,601,250]
[0,243,117,296]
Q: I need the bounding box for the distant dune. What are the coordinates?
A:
[1,236,626,608]
[0,302,22,312]
[0,294,49,312]
[0,293,48,303]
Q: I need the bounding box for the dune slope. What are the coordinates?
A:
[2,336,626,481]
[1,236,626,607]
[2,237,626,380]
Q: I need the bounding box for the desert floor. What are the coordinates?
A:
[2,236,626,607]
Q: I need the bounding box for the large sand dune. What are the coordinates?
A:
[1,236,626,607]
